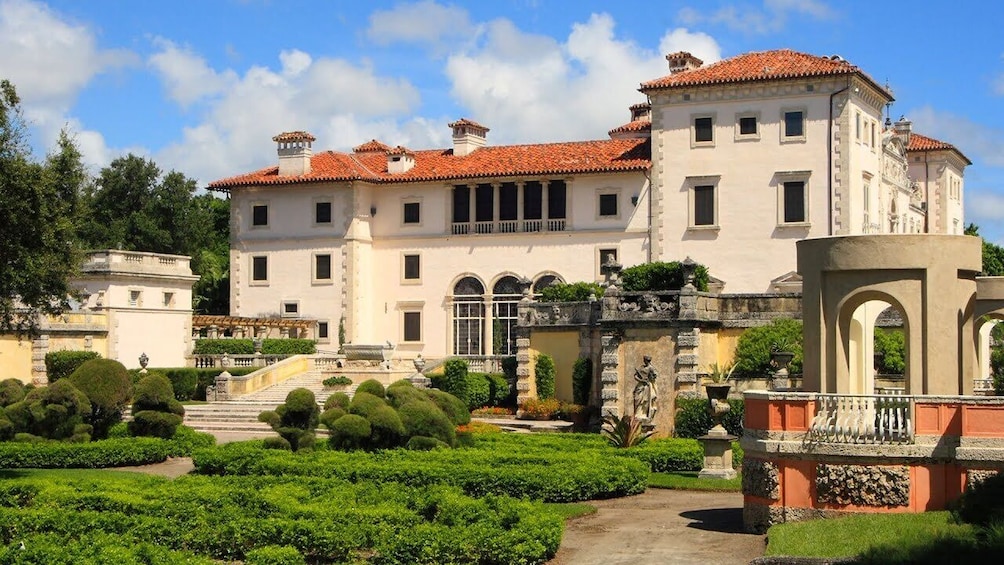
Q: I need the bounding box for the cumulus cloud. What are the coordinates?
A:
[910,105,1004,168]
[678,0,836,35]
[0,0,138,164]
[366,0,475,48]
[148,37,238,108]
[445,13,722,144]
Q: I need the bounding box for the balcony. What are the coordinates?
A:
[451,219,566,235]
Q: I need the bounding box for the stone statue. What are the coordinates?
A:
[633,355,658,420]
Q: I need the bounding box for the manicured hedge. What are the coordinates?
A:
[674,396,745,438]
[44,350,100,383]
[127,367,258,401]
[621,260,710,292]
[262,339,316,355]
[0,426,214,468]
[539,281,604,302]
[193,438,649,502]
[0,473,563,564]
[192,339,317,356]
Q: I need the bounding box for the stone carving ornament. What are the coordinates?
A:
[633,355,658,420]
[815,464,909,507]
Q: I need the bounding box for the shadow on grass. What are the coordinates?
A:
[679,507,750,534]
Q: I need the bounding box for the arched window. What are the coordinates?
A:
[452,277,485,355]
[533,274,562,295]
[492,276,523,355]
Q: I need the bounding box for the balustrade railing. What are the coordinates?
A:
[191,354,285,369]
[459,355,508,373]
[809,393,914,444]
[449,219,568,235]
[546,218,566,231]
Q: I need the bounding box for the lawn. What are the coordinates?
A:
[648,471,741,492]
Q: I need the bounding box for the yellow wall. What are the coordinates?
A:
[529,330,581,403]
[0,336,33,383]
[715,328,745,369]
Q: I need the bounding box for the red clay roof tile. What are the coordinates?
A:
[353,139,391,153]
[272,131,316,142]
[906,132,972,164]
[608,119,652,135]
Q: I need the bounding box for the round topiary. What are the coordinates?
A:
[68,358,133,439]
[367,405,406,448]
[355,379,386,398]
[25,380,92,440]
[132,374,185,417]
[128,410,182,439]
[349,391,388,419]
[0,379,27,407]
[262,436,292,451]
[406,436,450,451]
[0,409,14,441]
[319,407,346,429]
[324,392,350,411]
[245,545,306,565]
[424,389,471,426]
[465,373,490,411]
[279,388,319,430]
[330,414,371,450]
[398,400,456,446]
[386,381,431,408]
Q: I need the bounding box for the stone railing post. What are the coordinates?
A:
[600,331,621,417]
[676,327,700,394]
[31,334,49,386]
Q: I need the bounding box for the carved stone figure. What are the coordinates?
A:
[633,355,658,420]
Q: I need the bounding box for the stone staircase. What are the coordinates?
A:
[183,372,358,434]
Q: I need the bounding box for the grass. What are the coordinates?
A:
[765,512,974,559]
[648,471,741,491]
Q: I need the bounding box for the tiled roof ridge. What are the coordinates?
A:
[906,132,972,164]
[272,130,316,142]
[448,117,489,131]
[608,120,652,135]
[353,139,391,153]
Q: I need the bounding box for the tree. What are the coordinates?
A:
[965,223,1004,276]
[0,80,85,337]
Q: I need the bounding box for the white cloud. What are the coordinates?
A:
[910,105,1004,168]
[366,0,475,48]
[678,0,835,35]
[966,192,1004,226]
[444,13,722,144]
[148,37,238,108]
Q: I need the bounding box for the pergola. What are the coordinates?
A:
[192,315,317,339]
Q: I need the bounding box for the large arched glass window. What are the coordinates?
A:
[492,276,522,356]
[453,277,485,355]
[533,274,562,296]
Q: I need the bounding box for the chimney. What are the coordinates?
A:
[893,115,912,144]
[273,131,315,176]
[666,51,703,74]
[387,146,415,174]
[629,102,651,122]
[449,118,489,157]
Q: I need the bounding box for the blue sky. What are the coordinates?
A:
[3,0,1003,240]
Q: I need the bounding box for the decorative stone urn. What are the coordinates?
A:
[770,350,795,390]
[699,383,737,479]
[705,383,732,435]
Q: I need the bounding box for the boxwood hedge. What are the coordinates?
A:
[0,426,214,468]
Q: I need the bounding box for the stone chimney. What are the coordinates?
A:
[893,115,912,145]
[449,118,489,157]
[387,146,415,174]
[629,103,651,122]
[666,51,703,74]
[273,131,315,176]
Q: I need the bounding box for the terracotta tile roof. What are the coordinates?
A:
[448,118,489,132]
[353,139,391,153]
[640,49,890,100]
[272,131,316,142]
[629,102,651,111]
[208,138,650,189]
[906,132,972,164]
[387,145,415,156]
[608,119,652,135]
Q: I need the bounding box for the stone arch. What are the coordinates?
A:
[449,275,486,356]
[531,272,565,294]
[836,290,911,395]
[491,274,524,356]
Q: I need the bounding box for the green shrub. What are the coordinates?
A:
[245,545,306,565]
[406,436,449,451]
[399,401,456,447]
[330,414,371,450]
[535,353,556,399]
[440,358,470,406]
[0,409,13,441]
[132,374,185,417]
[621,260,709,292]
[368,405,406,449]
[324,392,350,410]
[162,368,200,400]
[875,327,906,374]
[322,375,352,387]
[261,388,320,452]
[539,281,604,302]
[621,438,703,472]
[319,407,346,429]
[106,421,129,438]
[263,436,292,450]
[424,389,471,425]
[674,396,745,438]
[386,380,430,408]
[733,318,803,377]
[466,372,490,410]
[349,391,388,419]
[68,358,133,439]
[130,410,183,439]
[0,378,27,407]
[6,380,92,441]
[261,339,316,355]
[0,433,209,467]
[486,373,510,407]
[355,378,386,398]
[192,339,254,355]
[572,357,593,406]
[956,471,1004,526]
[44,350,101,383]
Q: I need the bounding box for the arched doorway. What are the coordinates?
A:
[452,276,485,355]
[840,294,911,395]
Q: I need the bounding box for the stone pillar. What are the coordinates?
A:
[483,295,494,356]
[280,327,290,339]
[31,334,49,385]
[542,180,550,229]
[675,328,701,395]
[600,331,621,417]
[208,325,219,339]
[515,288,534,405]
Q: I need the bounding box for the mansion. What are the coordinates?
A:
[208,49,970,360]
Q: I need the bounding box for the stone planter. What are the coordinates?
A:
[705,383,732,435]
[770,350,795,390]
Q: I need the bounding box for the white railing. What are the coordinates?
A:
[498,220,519,233]
[474,221,494,234]
[546,218,566,231]
[974,378,995,395]
[450,219,566,235]
[523,219,542,232]
[451,222,470,235]
[809,393,914,444]
[459,355,508,373]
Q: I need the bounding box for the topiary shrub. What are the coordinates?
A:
[319,407,346,429]
[486,373,510,407]
[330,414,371,450]
[68,359,133,439]
[5,380,93,441]
[535,353,556,399]
[368,405,406,448]
[261,339,317,355]
[572,357,593,406]
[406,435,449,451]
[130,374,184,439]
[0,408,14,441]
[398,401,456,447]
[621,260,709,292]
[0,378,27,407]
[192,339,255,355]
[262,436,292,451]
[130,410,183,439]
[45,350,101,383]
[324,392,350,411]
[322,375,352,387]
[538,281,605,302]
[465,373,490,410]
[259,388,320,452]
[424,389,471,426]
[440,358,470,406]
[386,380,429,408]
[161,368,199,401]
[355,378,386,398]
[733,318,803,377]
[348,391,388,419]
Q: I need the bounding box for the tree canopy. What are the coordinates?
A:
[965,223,1004,276]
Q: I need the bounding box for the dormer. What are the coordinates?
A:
[449,118,489,157]
[666,51,703,74]
[273,131,315,176]
[387,146,415,174]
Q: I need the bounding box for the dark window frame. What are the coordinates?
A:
[315,254,332,280]
[694,116,714,143]
[252,204,269,227]
[315,201,332,224]
[598,193,618,217]
[403,311,422,342]
[403,201,421,224]
[784,111,805,138]
[693,185,715,226]
[783,181,806,223]
[403,254,420,280]
[252,256,268,281]
[739,116,758,136]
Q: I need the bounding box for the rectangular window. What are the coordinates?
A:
[129,290,142,307]
[499,182,518,221]
[783,181,806,223]
[315,201,332,224]
[693,185,715,226]
[855,112,862,141]
[403,311,421,342]
[547,180,567,219]
[315,254,332,280]
[452,185,470,223]
[404,254,420,280]
[282,301,299,318]
[599,193,618,217]
[523,181,542,220]
[252,204,268,227]
[475,184,493,223]
[317,322,329,340]
[694,116,713,143]
[599,248,618,268]
[870,122,876,148]
[162,292,174,308]
[403,201,420,224]
[739,116,757,135]
[252,256,268,282]
[784,111,804,138]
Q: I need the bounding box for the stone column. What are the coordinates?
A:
[542,180,550,229]
[515,287,534,405]
[676,328,700,395]
[600,331,621,417]
[208,325,219,339]
[31,334,49,385]
[484,295,494,356]
[516,181,525,230]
